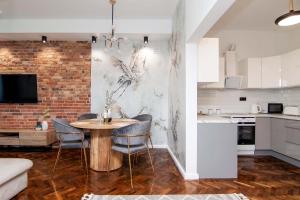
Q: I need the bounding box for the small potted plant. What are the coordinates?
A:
[40,109,50,131]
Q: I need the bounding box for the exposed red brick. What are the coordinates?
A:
[0,41,91,129]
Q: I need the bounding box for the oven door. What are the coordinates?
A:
[238,124,255,145]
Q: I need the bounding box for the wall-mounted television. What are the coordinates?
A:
[0,74,38,103]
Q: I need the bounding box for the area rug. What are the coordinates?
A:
[81,194,249,200]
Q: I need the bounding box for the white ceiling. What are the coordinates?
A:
[209,0,300,32]
[0,0,179,19]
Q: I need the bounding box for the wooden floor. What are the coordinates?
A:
[0,149,299,200]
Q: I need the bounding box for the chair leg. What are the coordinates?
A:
[82,142,89,175]
[52,145,62,177]
[146,144,155,173]
[128,153,133,188]
[149,135,154,149]
[80,146,83,167]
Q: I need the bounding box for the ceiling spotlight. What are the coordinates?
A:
[42,36,47,43]
[144,36,149,45]
[275,0,300,26]
[92,36,97,44]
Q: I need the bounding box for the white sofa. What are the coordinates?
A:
[0,158,33,200]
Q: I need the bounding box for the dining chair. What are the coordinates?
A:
[131,114,153,149]
[52,118,89,176]
[110,120,154,188]
[78,113,98,145]
[78,113,98,121]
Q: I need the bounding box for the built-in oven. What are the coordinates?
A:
[232,116,256,155]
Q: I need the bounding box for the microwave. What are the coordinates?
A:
[268,103,283,114]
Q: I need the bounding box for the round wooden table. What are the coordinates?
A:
[70,118,137,172]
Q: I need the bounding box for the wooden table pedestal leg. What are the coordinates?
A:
[90,129,123,171]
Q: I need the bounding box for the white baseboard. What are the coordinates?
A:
[166,146,199,180]
[152,144,168,149]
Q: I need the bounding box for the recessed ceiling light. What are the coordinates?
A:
[275,0,300,26]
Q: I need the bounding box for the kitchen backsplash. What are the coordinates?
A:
[198,87,300,114]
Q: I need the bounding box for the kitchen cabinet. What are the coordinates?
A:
[239,58,262,88]
[285,120,300,160]
[261,56,282,88]
[271,118,286,155]
[197,123,237,178]
[199,57,225,88]
[198,38,219,83]
[255,118,271,150]
[281,49,300,87]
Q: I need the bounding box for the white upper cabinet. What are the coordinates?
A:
[261,56,282,88]
[200,57,225,88]
[282,49,300,87]
[198,38,220,83]
[239,58,262,89]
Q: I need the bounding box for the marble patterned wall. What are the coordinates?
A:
[168,0,186,169]
[91,40,169,145]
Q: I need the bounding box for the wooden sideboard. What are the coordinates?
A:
[0,129,57,146]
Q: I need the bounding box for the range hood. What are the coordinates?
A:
[224,50,243,89]
[225,76,243,89]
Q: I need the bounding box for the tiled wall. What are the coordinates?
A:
[198,87,300,114]
[0,41,91,129]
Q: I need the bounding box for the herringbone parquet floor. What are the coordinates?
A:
[0,149,299,200]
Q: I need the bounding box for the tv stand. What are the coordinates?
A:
[0,129,56,147]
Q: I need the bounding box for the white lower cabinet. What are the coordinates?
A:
[271,118,286,155]
[255,118,271,150]
[266,118,300,161]
[285,120,300,160]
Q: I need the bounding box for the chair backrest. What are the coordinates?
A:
[132,114,152,132]
[112,120,151,146]
[52,118,83,142]
[132,114,152,122]
[78,113,98,121]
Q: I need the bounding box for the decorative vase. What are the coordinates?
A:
[41,121,48,131]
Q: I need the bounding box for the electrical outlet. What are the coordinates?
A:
[240,97,247,101]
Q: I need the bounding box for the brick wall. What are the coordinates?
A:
[0,41,91,129]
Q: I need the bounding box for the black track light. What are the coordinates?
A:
[144,36,149,45]
[92,36,97,44]
[42,36,47,43]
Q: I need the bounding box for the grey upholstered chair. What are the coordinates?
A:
[110,120,154,188]
[78,113,98,143]
[78,113,98,121]
[52,118,89,176]
[132,114,153,148]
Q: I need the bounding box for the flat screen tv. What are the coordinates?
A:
[0,74,38,103]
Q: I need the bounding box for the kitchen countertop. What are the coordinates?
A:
[197,115,238,123]
[198,113,300,123]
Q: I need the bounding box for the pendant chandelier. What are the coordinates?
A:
[103,0,124,48]
[275,0,300,26]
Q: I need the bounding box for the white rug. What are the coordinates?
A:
[81,194,249,200]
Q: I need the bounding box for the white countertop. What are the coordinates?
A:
[256,113,300,121]
[198,113,300,123]
[197,115,238,123]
